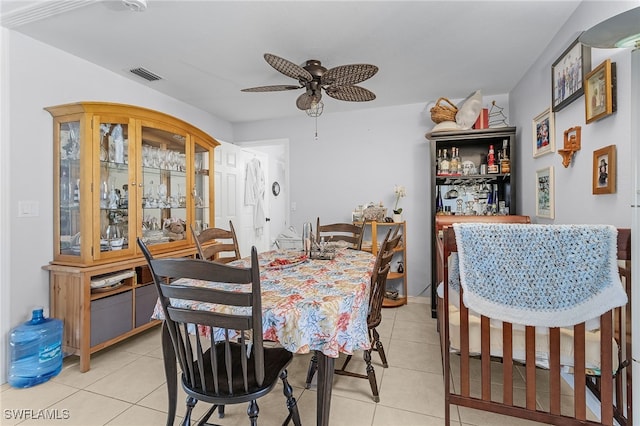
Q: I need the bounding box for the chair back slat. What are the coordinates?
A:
[166,306,252,331]
[160,283,253,307]
[316,217,365,250]
[191,221,242,263]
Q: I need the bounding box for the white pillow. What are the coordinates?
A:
[432,120,460,132]
[455,90,482,130]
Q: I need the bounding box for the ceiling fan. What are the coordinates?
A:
[241,53,378,111]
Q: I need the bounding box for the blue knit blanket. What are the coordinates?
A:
[452,223,627,328]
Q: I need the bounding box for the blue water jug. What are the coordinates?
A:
[8,308,63,388]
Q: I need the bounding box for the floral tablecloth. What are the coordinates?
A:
[152,248,375,358]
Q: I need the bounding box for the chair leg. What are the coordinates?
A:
[183,396,197,426]
[305,351,318,389]
[372,328,388,368]
[198,404,222,426]
[339,354,353,371]
[247,400,259,426]
[280,369,301,426]
[218,405,225,418]
[363,349,380,403]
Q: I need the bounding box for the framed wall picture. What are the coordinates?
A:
[532,108,555,158]
[593,145,616,194]
[551,36,591,112]
[584,59,617,124]
[536,166,554,219]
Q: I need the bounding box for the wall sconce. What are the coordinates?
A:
[558,126,581,168]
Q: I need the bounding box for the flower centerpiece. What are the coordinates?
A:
[393,185,406,222]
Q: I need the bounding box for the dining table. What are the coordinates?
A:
[151,247,376,426]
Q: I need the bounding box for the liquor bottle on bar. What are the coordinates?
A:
[500,139,510,173]
[449,147,459,175]
[436,186,444,213]
[436,149,442,175]
[453,147,462,174]
[440,149,450,175]
[487,144,499,174]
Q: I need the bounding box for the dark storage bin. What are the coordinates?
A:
[135,284,158,328]
[136,265,153,286]
[90,291,132,346]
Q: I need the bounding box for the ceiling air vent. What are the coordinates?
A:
[129,67,162,82]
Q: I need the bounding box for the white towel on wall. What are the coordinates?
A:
[245,157,265,236]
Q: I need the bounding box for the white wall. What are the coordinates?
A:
[1,30,234,382]
[510,1,635,226]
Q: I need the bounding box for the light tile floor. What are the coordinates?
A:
[2,302,558,425]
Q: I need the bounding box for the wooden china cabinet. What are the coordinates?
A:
[43,102,219,371]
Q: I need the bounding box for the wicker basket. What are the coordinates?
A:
[430,97,458,123]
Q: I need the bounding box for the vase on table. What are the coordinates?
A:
[393,213,403,223]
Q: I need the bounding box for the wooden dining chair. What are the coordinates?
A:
[138,239,301,426]
[305,228,402,402]
[191,220,241,264]
[316,217,365,250]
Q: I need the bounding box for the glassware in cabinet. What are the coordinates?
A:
[140,125,188,247]
[192,140,212,235]
[57,120,82,258]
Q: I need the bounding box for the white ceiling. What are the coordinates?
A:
[1,0,581,123]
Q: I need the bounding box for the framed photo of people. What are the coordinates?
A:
[532,108,554,158]
[551,36,591,112]
[584,59,617,124]
[593,145,616,195]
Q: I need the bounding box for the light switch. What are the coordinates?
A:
[18,201,39,217]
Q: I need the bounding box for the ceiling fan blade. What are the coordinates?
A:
[264,53,313,82]
[325,85,376,102]
[241,85,301,92]
[321,64,378,86]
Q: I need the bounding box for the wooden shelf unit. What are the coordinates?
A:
[360,221,407,307]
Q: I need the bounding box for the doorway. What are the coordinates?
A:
[235,139,290,249]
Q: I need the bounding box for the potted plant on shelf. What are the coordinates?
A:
[393,185,406,223]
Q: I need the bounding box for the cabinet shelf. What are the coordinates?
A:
[388,271,404,280]
[383,296,407,307]
[90,283,133,301]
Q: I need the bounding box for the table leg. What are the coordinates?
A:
[161,321,178,426]
[316,352,335,426]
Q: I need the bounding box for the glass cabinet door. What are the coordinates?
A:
[192,140,212,235]
[58,120,82,257]
[97,119,133,256]
[140,125,187,247]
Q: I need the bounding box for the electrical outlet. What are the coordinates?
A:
[18,201,39,217]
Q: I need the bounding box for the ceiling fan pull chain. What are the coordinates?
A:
[314,115,319,140]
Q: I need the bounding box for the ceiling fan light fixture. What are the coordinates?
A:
[306,100,324,118]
